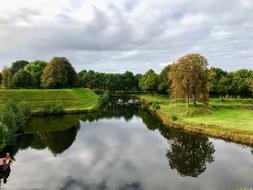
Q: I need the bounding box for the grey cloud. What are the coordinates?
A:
[0,8,40,25]
[0,0,253,73]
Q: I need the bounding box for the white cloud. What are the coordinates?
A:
[0,0,253,73]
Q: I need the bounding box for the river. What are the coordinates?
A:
[1,104,253,190]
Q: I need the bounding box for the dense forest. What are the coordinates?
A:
[1,55,253,98]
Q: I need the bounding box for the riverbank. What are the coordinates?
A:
[138,94,253,146]
[0,88,99,115]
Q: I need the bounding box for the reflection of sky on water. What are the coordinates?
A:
[2,116,253,190]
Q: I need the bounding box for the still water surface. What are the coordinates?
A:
[1,105,253,190]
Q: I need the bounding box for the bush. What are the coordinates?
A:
[19,101,32,120]
[97,91,111,110]
[53,104,65,115]
[171,115,178,121]
[0,122,8,150]
[0,100,32,148]
[151,103,160,110]
[42,102,65,115]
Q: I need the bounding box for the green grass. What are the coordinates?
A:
[185,107,253,131]
[139,94,253,144]
[0,88,99,112]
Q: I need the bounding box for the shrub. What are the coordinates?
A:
[0,100,32,148]
[97,91,111,110]
[151,103,160,110]
[171,115,178,121]
[52,104,65,115]
[19,101,32,120]
[0,122,8,150]
[42,102,65,115]
[42,102,54,115]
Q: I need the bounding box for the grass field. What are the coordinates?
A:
[0,88,99,112]
[138,94,253,144]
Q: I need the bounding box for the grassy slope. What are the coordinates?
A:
[139,94,253,144]
[0,88,99,112]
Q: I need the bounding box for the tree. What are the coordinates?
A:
[158,66,170,94]
[82,70,96,88]
[169,54,209,107]
[249,75,253,96]
[139,69,159,92]
[231,69,252,97]
[10,60,29,75]
[207,67,227,96]
[41,57,77,89]
[12,70,34,89]
[0,72,2,86]
[1,67,12,88]
[216,74,233,96]
[122,71,136,91]
[105,73,122,91]
[24,60,47,88]
[134,74,142,91]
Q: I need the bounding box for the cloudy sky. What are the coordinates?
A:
[0,0,253,73]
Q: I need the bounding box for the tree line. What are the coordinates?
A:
[0,57,77,89]
[0,55,253,100]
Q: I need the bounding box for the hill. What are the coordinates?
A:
[0,88,99,112]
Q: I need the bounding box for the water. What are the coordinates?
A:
[1,105,253,190]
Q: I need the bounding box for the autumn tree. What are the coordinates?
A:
[1,67,12,88]
[24,60,47,88]
[41,57,77,89]
[139,69,159,92]
[169,54,209,107]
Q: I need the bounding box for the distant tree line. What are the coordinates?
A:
[78,67,170,93]
[0,55,253,100]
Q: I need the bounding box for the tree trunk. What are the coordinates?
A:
[193,94,197,107]
[186,95,189,108]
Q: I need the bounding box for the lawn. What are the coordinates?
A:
[0,88,99,112]
[139,94,253,144]
[185,107,253,131]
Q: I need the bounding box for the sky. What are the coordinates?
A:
[0,0,253,74]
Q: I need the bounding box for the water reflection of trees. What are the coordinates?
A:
[99,105,215,177]
[80,104,139,122]
[59,177,142,190]
[138,108,215,177]
[40,122,79,154]
[1,104,216,179]
[3,121,80,157]
[166,133,215,177]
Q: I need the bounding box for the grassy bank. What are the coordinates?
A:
[138,94,253,146]
[0,88,99,114]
